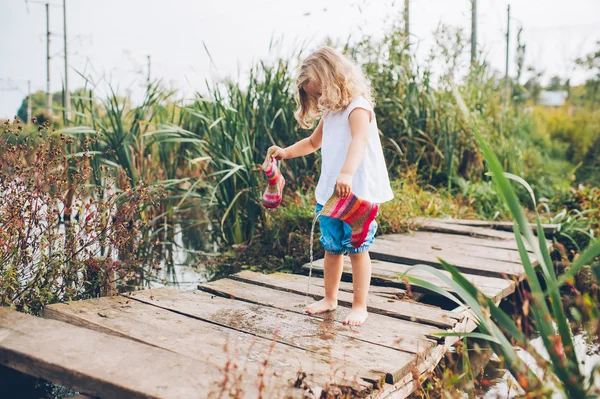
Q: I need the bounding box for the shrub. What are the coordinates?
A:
[0,119,162,314]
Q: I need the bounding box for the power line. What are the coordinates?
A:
[471,0,477,63]
[504,4,510,108]
[63,0,71,121]
[46,2,52,117]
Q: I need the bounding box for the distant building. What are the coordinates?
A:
[538,90,569,106]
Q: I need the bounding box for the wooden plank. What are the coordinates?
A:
[227,271,459,328]
[381,231,553,254]
[290,272,422,301]
[0,308,218,399]
[304,258,516,302]
[382,232,528,252]
[429,218,558,236]
[369,345,446,399]
[204,273,441,350]
[412,218,520,240]
[377,235,537,265]
[300,273,408,299]
[44,296,374,397]
[369,239,524,279]
[125,287,418,385]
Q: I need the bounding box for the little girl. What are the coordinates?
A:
[268,47,393,326]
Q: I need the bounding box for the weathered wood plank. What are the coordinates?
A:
[125,287,417,385]
[369,239,525,279]
[304,258,516,302]
[412,218,520,240]
[381,232,530,252]
[44,296,374,397]
[377,235,536,265]
[203,273,441,349]
[381,231,555,255]
[428,218,558,236]
[227,271,459,328]
[293,272,408,299]
[0,308,218,399]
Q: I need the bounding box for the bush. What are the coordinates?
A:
[0,119,162,314]
[533,106,599,163]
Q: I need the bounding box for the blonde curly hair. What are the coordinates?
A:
[294,47,373,129]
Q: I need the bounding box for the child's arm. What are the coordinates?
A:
[336,108,371,198]
[268,119,323,160]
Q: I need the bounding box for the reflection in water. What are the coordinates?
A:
[147,221,219,290]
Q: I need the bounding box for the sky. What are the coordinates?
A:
[1,0,599,118]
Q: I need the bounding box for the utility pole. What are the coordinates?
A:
[471,0,477,64]
[505,4,511,107]
[63,0,71,121]
[46,3,52,117]
[404,0,409,38]
[147,55,151,85]
[27,80,32,124]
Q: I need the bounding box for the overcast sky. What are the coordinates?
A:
[1,0,599,118]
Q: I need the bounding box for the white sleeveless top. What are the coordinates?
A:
[315,96,394,205]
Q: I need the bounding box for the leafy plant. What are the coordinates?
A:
[403,88,600,398]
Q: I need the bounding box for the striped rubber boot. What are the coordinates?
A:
[319,192,379,248]
[261,158,285,209]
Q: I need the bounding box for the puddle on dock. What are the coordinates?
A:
[211,306,353,351]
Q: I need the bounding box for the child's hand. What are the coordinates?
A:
[267,146,287,160]
[336,173,353,198]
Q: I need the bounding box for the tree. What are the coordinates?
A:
[512,25,528,104]
[547,75,564,91]
[524,67,544,104]
[576,40,600,110]
[16,91,63,124]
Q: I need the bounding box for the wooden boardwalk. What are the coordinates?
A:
[0,218,555,398]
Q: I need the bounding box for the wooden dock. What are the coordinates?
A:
[0,218,556,398]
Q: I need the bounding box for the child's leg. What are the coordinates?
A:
[343,251,371,326]
[305,251,343,314]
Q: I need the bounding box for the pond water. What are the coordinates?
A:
[143,220,232,290]
[478,329,600,398]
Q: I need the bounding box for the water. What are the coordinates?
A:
[478,330,600,398]
[143,222,219,291]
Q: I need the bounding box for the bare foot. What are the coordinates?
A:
[343,307,369,326]
[305,298,337,314]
